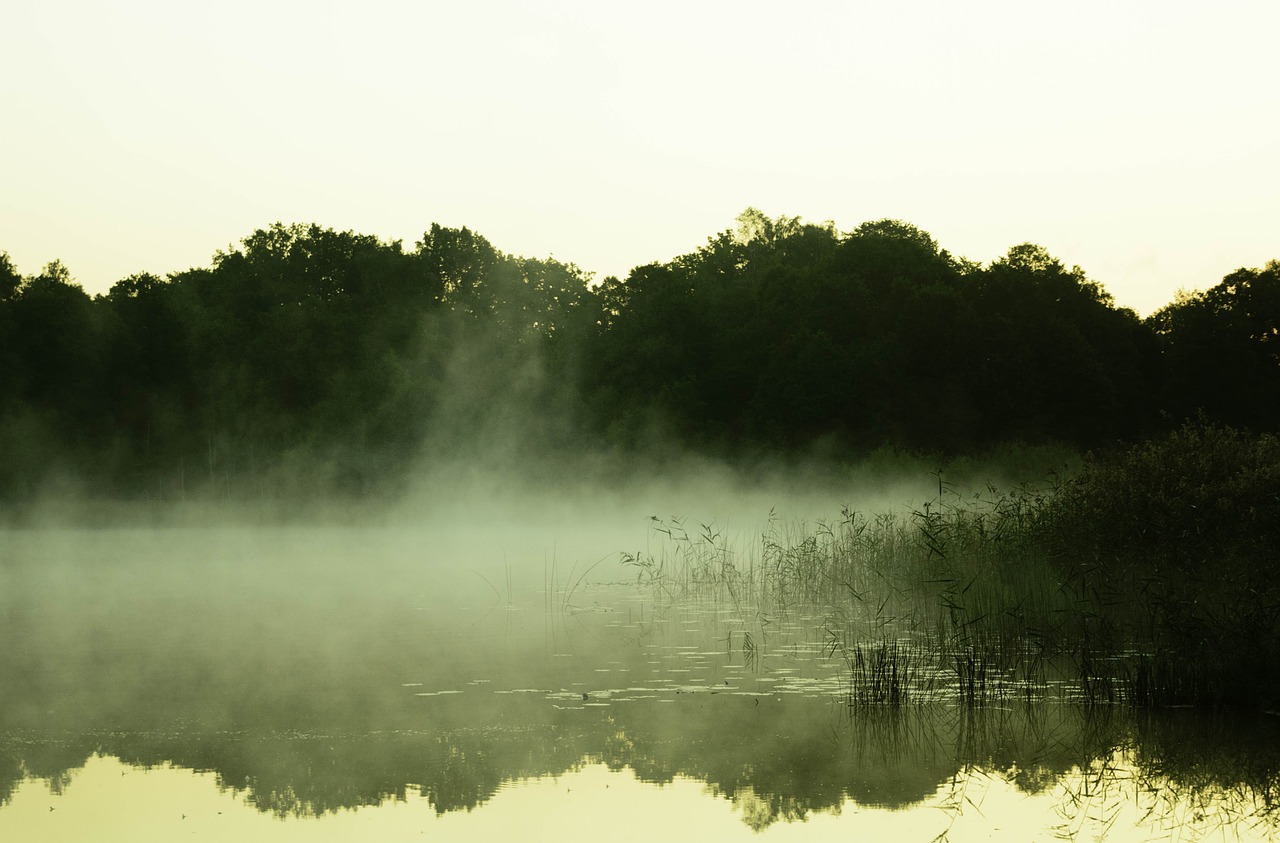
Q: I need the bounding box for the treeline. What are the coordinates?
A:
[0,209,1276,501]
[0,223,593,500]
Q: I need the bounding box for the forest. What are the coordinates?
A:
[1,209,1277,504]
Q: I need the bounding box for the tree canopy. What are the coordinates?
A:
[0,213,1274,501]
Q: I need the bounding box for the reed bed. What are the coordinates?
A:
[624,424,1280,711]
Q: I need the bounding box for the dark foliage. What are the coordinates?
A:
[1037,423,1280,708]
[0,212,1276,501]
[1147,261,1280,432]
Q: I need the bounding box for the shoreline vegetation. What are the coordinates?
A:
[627,423,1280,712]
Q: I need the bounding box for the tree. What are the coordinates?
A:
[968,245,1156,446]
[1148,260,1280,431]
[6,260,108,436]
[415,224,498,309]
[734,207,803,246]
[0,251,20,301]
[836,219,956,291]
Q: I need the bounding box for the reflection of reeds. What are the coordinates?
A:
[741,629,758,671]
[846,638,916,707]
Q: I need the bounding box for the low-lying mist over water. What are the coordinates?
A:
[5,418,1051,530]
[5,440,1280,841]
[5,499,1280,841]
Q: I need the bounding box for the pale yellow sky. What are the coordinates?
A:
[3,0,1277,316]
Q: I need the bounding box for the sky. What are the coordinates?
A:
[3,0,1277,317]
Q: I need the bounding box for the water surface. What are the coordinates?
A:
[2,525,1278,841]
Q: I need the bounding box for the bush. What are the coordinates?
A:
[1037,423,1280,707]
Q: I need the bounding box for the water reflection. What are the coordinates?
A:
[2,527,1279,840]
[3,728,1279,843]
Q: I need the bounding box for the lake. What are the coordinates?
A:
[3,515,1279,842]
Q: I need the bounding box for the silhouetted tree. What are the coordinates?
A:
[1149,261,1280,432]
[966,244,1158,447]
[0,251,20,302]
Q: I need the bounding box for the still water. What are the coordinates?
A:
[2,524,1278,841]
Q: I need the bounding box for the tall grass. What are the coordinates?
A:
[625,479,1075,707]
[625,423,1280,710]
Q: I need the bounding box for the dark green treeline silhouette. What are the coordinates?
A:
[0,210,1276,500]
